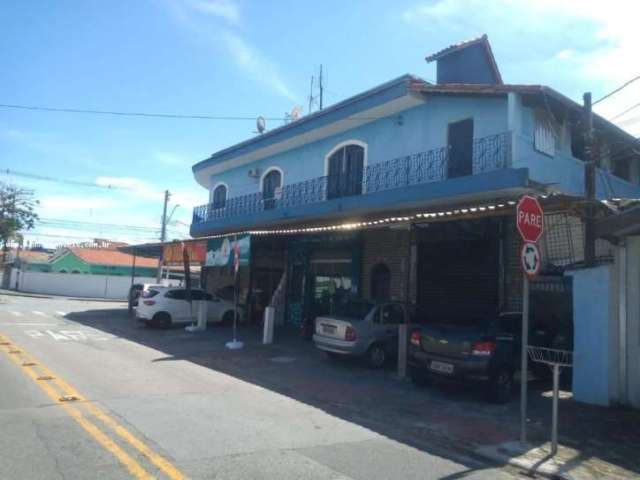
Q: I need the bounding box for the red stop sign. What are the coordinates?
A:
[516,195,544,243]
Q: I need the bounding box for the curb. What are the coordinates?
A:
[0,290,125,303]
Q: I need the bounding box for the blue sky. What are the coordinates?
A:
[1,0,639,247]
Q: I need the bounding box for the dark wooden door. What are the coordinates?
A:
[447,119,474,178]
[262,170,281,210]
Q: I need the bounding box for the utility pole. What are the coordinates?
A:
[157,190,170,282]
[583,93,595,267]
[319,64,324,111]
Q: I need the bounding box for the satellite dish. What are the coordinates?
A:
[290,105,303,122]
[256,116,266,134]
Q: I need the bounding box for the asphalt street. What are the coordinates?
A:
[0,294,527,479]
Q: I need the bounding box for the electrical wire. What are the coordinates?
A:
[0,103,287,121]
[1,168,131,190]
[610,101,640,121]
[593,74,640,105]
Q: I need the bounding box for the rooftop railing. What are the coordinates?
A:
[193,131,512,225]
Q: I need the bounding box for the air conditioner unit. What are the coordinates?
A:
[248,168,261,178]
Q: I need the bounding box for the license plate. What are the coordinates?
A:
[322,324,336,334]
[430,360,454,375]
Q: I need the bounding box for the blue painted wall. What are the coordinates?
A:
[437,43,499,84]
[208,96,509,198]
[568,265,615,406]
[516,105,640,199]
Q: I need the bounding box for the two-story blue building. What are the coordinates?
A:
[189,36,640,354]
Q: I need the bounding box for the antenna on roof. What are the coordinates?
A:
[256,116,266,134]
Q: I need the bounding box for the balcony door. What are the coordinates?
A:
[327,144,364,199]
[447,119,474,178]
[262,169,282,210]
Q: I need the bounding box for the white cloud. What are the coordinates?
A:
[554,49,574,60]
[221,30,297,102]
[183,0,239,23]
[163,0,298,102]
[153,151,191,167]
[403,0,640,135]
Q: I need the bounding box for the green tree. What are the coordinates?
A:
[0,183,38,257]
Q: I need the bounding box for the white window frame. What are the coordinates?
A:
[210,182,229,206]
[534,111,558,157]
[259,166,284,193]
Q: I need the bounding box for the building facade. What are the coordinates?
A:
[188,36,640,405]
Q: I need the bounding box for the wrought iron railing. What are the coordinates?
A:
[192,131,512,225]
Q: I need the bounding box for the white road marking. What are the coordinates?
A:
[24,329,112,341]
[55,311,66,316]
[8,322,56,326]
[32,311,47,317]
[9,311,23,317]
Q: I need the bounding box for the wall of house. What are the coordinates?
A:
[621,237,640,408]
[50,252,89,273]
[17,271,157,299]
[567,264,619,406]
[207,96,509,198]
[361,228,415,303]
[516,104,640,199]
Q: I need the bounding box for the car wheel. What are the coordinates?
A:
[409,366,429,387]
[488,367,514,403]
[367,344,386,369]
[153,312,171,329]
[222,310,234,325]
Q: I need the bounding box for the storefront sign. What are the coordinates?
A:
[163,241,206,265]
[206,234,250,267]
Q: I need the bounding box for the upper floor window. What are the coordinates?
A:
[326,142,365,199]
[534,111,557,157]
[261,168,282,210]
[212,184,227,209]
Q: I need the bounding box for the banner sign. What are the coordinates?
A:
[206,234,250,267]
[163,241,207,265]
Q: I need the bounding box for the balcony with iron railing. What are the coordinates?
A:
[192,131,513,230]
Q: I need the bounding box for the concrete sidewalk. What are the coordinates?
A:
[183,327,640,480]
[0,289,125,303]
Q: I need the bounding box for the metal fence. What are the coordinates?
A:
[193,131,512,225]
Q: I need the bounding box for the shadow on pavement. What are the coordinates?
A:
[66,307,640,478]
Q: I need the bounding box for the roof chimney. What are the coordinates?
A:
[425,34,502,85]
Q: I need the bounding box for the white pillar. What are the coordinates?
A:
[263,306,275,344]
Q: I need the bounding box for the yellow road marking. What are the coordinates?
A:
[0,333,188,480]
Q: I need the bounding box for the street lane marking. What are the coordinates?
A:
[24,329,111,341]
[56,311,66,316]
[0,332,186,480]
[0,335,152,480]
[8,323,57,326]
[32,311,47,317]
[10,311,23,317]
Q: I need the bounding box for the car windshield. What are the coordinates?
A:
[333,300,374,320]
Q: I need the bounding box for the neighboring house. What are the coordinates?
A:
[47,247,158,276]
[188,36,640,407]
[1,249,52,289]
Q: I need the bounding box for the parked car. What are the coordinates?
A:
[313,300,410,368]
[135,286,243,328]
[407,311,559,403]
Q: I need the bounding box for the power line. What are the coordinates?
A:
[1,168,130,190]
[610,101,640,121]
[37,218,162,234]
[0,103,287,121]
[593,74,640,105]
[20,231,158,241]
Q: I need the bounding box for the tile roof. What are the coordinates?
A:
[425,34,503,85]
[68,247,158,268]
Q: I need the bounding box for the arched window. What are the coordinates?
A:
[261,168,282,210]
[370,263,391,301]
[212,184,227,209]
[326,142,365,199]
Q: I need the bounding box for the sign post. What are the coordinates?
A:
[226,236,244,350]
[516,195,544,445]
